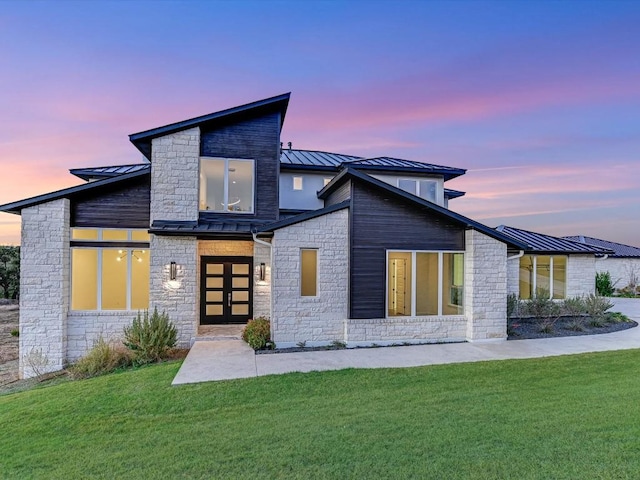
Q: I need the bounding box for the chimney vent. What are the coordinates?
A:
[288,142,292,151]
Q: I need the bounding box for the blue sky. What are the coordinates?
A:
[1,0,639,244]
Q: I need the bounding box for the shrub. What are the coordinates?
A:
[507,293,521,318]
[607,311,630,323]
[70,336,132,379]
[523,289,554,318]
[566,319,585,332]
[10,329,18,337]
[584,294,614,319]
[595,271,614,297]
[561,296,586,317]
[242,317,272,350]
[123,308,177,365]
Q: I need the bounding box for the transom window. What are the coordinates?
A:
[519,255,567,299]
[71,228,150,311]
[387,250,464,317]
[398,179,438,203]
[200,157,254,213]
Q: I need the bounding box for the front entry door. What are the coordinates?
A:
[200,256,253,325]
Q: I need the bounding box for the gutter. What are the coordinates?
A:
[508,250,525,260]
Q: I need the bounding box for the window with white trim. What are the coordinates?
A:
[70,228,150,311]
[519,255,567,299]
[293,176,303,190]
[387,250,464,317]
[199,157,255,213]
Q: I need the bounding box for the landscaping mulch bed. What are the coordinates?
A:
[508,316,637,340]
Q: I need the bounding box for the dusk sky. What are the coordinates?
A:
[1,0,639,245]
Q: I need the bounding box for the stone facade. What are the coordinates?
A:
[596,258,640,291]
[150,235,198,348]
[566,255,596,298]
[19,199,70,378]
[66,311,136,362]
[271,208,349,347]
[150,127,200,222]
[345,316,467,345]
[507,256,520,296]
[253,242,272,319]
[464,229,508,341]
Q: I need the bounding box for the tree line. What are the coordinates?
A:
[0,246,19,299]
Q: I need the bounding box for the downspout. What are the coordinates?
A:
[508,250,525,260]
[252,230,273,323]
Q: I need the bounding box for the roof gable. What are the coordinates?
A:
[0,169,150,215]
[318,167,526,249]
[129,93,290,160]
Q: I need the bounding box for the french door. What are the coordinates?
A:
[200,256,253,325]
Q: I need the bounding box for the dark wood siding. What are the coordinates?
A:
[350,182,465,319]
[72,176,150,228]
[201,112,280,221]
[324,180,351,206]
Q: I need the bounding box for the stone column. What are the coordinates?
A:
[19,199,70,378]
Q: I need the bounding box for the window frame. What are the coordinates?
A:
[386,249,465,317]
[70,228,150,311]
[397,178,439,203]
[292,176,304,191]
[300,248,318,297]
[199,156,255,214]
[519,255,567,299]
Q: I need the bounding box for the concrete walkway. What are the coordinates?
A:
[171,298,640,385]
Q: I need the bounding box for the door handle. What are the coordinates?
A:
[228,293,231,307]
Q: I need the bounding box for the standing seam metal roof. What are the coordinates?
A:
[496,226,613,254]
[563,236,640,258]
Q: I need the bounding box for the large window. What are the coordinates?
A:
[71,229,150,311]
[519,255,567,299]
[387,251,464,317]
[200,157,254,213]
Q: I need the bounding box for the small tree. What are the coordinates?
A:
[595,271,614,297]
[0,246,20,299]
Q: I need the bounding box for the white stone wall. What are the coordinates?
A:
[271,208,349,346]
[465,229,508,341]
[66,311,136,362]
[566,255,596,298]
[19,199,70,378]
[150,127,200,222]
[345,316,467,345]
[596,258,640,291]
[507,257,520,296]
[253,242,272,319]
[149,235,198,348]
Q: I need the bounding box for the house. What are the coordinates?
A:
[496,226,613,299]
[564,236,640,293]
[1,92,535,379]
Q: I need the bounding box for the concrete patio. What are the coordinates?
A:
[172,298,640,385]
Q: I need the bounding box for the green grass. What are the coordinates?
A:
[2,351,640,479]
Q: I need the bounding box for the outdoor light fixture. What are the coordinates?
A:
[170,262,177,281]
[259,262,266,281]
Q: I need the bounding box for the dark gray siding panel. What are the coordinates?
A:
[72,177,151,228]
[324,180,351,206]
[201,112,280,221]
[350,183,465,319]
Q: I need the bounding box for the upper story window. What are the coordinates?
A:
[293,176,303,190]
[323,177,332,187]
[398,179,438,203]
[199,157,254,213]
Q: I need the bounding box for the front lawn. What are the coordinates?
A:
[2,351,640,479]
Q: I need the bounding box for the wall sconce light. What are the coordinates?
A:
[170,262,177,281]
[259,262,266,281]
